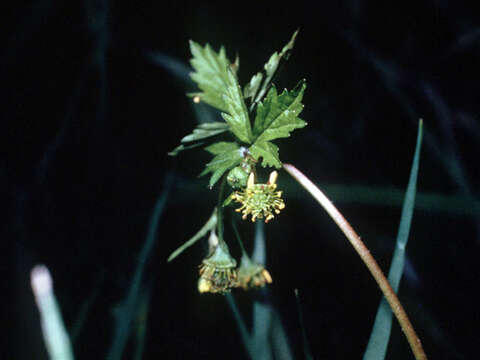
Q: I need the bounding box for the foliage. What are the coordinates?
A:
[170,31,306,187]
[166,31,428,360]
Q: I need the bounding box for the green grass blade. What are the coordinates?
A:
[251,222,265,265]
[107,176,172,360]
[225,293,253,359]
[171,176,480,216]
[305,184,480,216]
[270,311,294,360]
[363,120,423,360]
[250,222,294,360]
[251,222,274,360]
[70,271,104,343]
[252,302,273,360]
[133,286,152,360]
[31,265,75,360]
[294,289,313,360]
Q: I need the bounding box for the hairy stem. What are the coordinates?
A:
[283,163,427,360]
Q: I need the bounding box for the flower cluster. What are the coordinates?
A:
[197,240,272,294]
[237,255,272,290]
[231,171,285,223]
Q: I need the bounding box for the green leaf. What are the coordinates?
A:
[244,72,263,102]
[189,41,232,112]
[251,30,299,109]
[264,30,297,78]
[221,68,253,144]
[201,141,243,187]
[363,120,423,360]
[225,294,253,358]
[249,80,307,167]
[204,141,239,155]
[249,141,281,168]
[168,122,229,156]
[167,208,217,262]
[231,54,240,75]
[168,142,205,156]
[253,80,307,141]
[189,41,252,144]
[181,122,230,143]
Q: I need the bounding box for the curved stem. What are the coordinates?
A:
[283,163,427,360]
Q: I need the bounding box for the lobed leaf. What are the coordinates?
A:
[221,68,253,144]
[168,122,229,156]
[168,142,205,156]
[201,141,244,187]
[204,141,239,155]
[253,80,307,141]
[249,80,307,167]
[181,122,230,142]
[189,41,232,112]
[251,30,299,109]
[244,72,263,102]
[249,141,281,168]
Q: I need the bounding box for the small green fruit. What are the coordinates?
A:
[227,164,251,189]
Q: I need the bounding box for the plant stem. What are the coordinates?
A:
[231,215,247,256]
[217,176,227,244]
[283,163,427,360]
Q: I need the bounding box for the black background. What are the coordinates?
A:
[2,1,480,359]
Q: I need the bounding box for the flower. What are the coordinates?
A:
[231,171,285,223]
[237,254,272,290]
[198,243,238,293]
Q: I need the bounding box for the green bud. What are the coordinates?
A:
[227,164,251,189]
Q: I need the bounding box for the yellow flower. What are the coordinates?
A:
[198,243,238,293]
[237,255,272,290]
[231,171,285,223]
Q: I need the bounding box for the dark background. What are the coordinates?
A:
[2,0,479,359]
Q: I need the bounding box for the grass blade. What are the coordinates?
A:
[70,271,104,343]
[270,311,294,360]
[107,175,172,360]
[252,302,273,360]
[251,222,274,360]
[294,289,313,360]
[31,265,74,360]
[133,286,152,360]
[225,293,253,359]
[363,120,423,360]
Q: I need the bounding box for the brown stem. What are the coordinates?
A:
[283,163,427,360]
